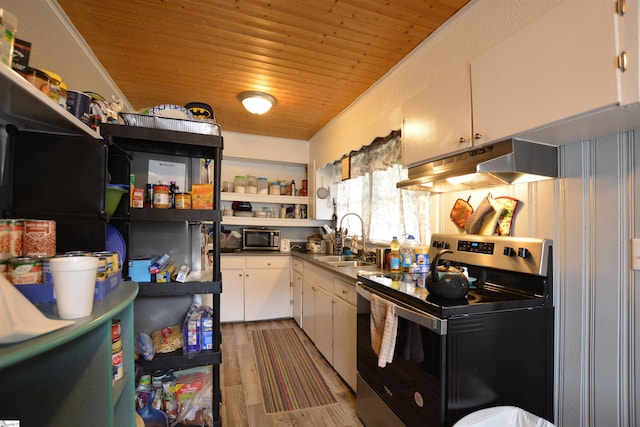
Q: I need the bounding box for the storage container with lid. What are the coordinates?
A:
[234,176,246,193]
[246,175,257,194]
[0,8,17,67]
[269,182,280,195]
[257,177,268,194]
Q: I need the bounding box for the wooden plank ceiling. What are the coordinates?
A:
[58,0,470,140]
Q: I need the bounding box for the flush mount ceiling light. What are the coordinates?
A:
[238,91,276,115]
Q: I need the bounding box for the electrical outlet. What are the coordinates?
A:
[633,239,640,271]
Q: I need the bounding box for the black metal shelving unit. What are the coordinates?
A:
[101,122,223,427]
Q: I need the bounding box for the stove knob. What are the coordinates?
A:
[517,247,530,258]
[503,247,515,257]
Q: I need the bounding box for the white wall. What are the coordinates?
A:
[556,133,640,426]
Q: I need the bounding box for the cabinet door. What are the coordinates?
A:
[302,277,316,341]
[333,297,357,391]
[244,267,291,321]
[292,270,303,327]
[471,1,618,144]
[315,286,334,364]
[220,268,245,322]
[402,66,472,166]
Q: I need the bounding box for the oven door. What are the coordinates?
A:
[356,281,555,427]
[356,282,447,427]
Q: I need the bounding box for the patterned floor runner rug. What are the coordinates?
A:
[252,328,337,413]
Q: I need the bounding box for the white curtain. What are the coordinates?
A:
[332,131,431,246]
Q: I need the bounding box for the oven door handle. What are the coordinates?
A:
[357,282,447,335]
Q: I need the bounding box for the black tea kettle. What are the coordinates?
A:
[426,249,470,299]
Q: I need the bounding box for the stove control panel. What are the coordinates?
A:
[457,240,495,254]
[429,233,552,276]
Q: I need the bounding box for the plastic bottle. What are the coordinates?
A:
[401,234,417,272]
[389,236,402,273]
[415,243,429,288]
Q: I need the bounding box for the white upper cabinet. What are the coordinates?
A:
[402,1,628,164]
[471,1,620,144]
[402,66,473,166]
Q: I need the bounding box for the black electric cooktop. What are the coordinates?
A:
[357,272,550,318]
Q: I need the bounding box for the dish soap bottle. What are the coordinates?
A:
[389,236,402,273]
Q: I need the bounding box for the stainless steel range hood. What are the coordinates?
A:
[397,139,558,192]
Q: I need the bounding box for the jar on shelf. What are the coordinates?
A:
[269,182,280,195]
[234,175,247,193]
[246,175,257,194]
[153,183,170,208]
[257,178,268,194]
[280,182,288,195]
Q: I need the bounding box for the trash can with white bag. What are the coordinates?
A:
[453,406,555,427]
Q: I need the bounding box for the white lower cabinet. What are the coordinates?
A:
[220,260,246,322]
[300,260,357,390]
[315,285,334,364]
[302,276,316,340]
[292,259,304,327]
[220,255,291,322]
[332,277,357,390]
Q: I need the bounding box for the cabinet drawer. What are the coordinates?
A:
[333,278,356,306]
[292,259,304,274]
[245,256,290,269]
[221,256,246,269]
[304,263,330,289]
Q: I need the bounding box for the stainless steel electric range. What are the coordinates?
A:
[356,233,554,427]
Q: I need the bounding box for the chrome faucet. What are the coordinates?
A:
[338,213,373,260]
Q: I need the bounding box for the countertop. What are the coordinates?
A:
[222,250,385,281]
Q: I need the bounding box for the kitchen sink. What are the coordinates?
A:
[313,255,353,262]
[326,260,376,268]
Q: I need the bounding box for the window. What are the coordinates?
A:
[332,131,430,246]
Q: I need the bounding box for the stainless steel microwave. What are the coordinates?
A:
[242,228,280,251]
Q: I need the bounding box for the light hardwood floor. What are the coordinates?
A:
[220,319,364,426]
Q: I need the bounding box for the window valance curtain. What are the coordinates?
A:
[330,130,430,246]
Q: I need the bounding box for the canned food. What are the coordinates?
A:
[40,69,61,104]
[96,256,108,281]
[23,67,51,96]
[0,220,9,260]
[94,251,115,276]
[174,193,191,209]
[0,260,8,279]
[10,257,43,284]
[9,219,23,258]
[112,337,122,353]
[23,219,56,257]
[112,319,121,341]
[112,350,123,382]
[112,319,122,353]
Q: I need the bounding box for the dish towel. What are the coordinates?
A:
[370,293,398,368]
